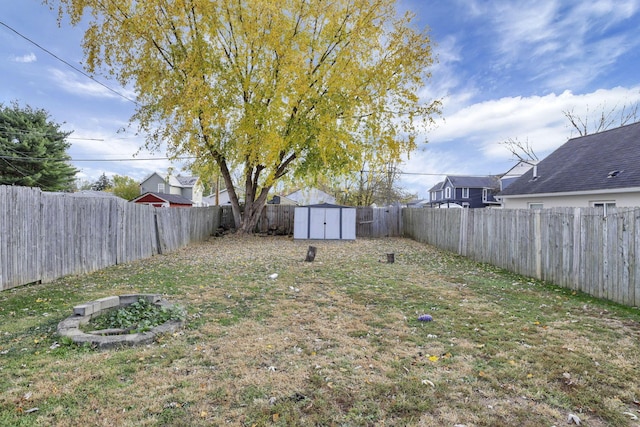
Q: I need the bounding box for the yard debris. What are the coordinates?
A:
[268,273,278,279]
[418,314,433,322]
[567,413,581,425]
[304,246,317,262]
[623,411,638,420]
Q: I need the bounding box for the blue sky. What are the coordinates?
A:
[2,0,640,197]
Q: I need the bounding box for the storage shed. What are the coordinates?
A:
[294,203,356,240]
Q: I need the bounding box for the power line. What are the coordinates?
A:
[0,154,191,162]
[0,153,467,176]
[0,20,139,106]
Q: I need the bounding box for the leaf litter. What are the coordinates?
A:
[1,235,640,426]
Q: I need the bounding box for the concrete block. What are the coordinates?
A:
[73,303,96,317]
[118,294,142,306]
[96,296,120,311]
[142,294,162,304]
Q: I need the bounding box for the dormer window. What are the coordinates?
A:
[607,170,622,178]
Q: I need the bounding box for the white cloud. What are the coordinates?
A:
[63,118,182,182]
[431,86,640,153]
[48,68,136,101]
[12,52,37,63]
[400,85,640,196]
[459,0,640,91]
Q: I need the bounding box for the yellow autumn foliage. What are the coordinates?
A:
[47,0,440,231]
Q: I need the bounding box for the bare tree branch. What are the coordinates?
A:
[499,137,538,165]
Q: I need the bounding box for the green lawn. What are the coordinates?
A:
[1,236,639,426]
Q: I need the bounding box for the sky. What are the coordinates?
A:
[2,0,640,198]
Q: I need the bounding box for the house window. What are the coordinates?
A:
[462,187,469,199]
[528,203,543,210]
[592,201,616,216]
[158,183,165,193]
[445,187,451,199]
[482,188,489,202]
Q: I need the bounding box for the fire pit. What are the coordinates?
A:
[57,294,184,349]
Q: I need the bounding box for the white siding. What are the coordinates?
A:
[502,190,640,209]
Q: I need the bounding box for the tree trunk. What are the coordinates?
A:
[236,183,272,234]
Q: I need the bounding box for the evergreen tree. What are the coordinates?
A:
[0,102,77,191]
[91,172,112,191]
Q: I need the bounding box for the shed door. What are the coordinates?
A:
[324,208,342,239]
[309,208,326,239]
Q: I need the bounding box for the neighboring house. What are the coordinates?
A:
[131,192,193,208]
[500,161,534,191]
[139,172,203,206]
[202,189,231,206]
[498,121,640,211]
[267,194,298,205]
[406,198,430,208]
[277,188,336,205]
[429,175,500,208]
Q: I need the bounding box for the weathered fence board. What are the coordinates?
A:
[403,207,640,307]
[0,186,221,291]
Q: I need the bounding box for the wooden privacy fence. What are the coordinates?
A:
[0,184,403,291]
[0,186,222,291]
[403,207,640,307]
[247,204,402,238]
[356,205,402,238]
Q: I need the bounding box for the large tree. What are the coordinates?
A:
[111,174,140,200]
[331,159,414,206]
[48,0,440,232]
[0,102,77,191]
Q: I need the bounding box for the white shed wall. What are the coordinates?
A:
[293,206,356,240]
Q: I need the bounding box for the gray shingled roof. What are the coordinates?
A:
[499,121,640,196]
[428,181,444,192]
[136,192,193,205]
[175,175,198,186]
[447,175,499,189]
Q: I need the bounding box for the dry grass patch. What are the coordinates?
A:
[1,236,640,426]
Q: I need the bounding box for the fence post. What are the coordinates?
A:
[459,208,468,256]
[534,210,542,279]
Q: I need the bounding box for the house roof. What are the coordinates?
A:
[140,172,199,188]
[175,175,199,187]
[446,175,500,189]
[284,188,336,204]
[132,192,193,205]
[499,121,640,197]
[428,181,444,192]
[66,190,124,199]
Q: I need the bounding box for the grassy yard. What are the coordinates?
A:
[1,236,640,426]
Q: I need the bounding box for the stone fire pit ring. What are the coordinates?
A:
[57,294,184,349]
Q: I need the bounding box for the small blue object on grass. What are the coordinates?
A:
[418,314,433,322]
